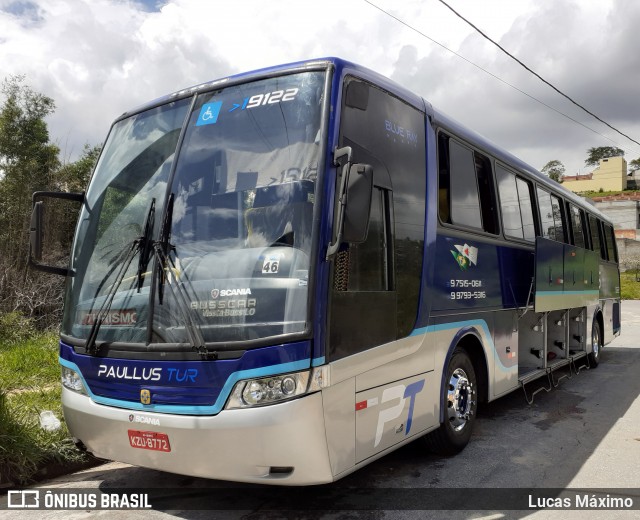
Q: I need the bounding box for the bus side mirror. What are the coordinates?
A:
[343,164,373,244]
[29,191,85,276]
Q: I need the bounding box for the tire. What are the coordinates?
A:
[588,319,602,368]
[424,348,478,456]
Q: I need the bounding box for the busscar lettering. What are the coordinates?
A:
[191,297,257,318]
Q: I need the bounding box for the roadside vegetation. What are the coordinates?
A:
[0,312,91,486]
[621,271,640,300]
[0,77,99,486]
[576,189,640,199]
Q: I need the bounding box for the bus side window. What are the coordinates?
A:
[550,194,567,242]
[569,204,586,248]
[438,133,498,234]
[450,139,481,228]
[588,214,603,256]
[475,152,499,234]
[438,133,451,224]
[496,166,535,241]
[603,223,618,262]
[536,188,567,243]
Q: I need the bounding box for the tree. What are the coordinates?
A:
[585,146,624,167]
[541,160,565,182]
[0,77,98,328]
[55,143,100,193]
[629,158,640,172]
[0,76,60,269]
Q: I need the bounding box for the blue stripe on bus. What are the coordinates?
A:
[410,319,512,372]
[60,355,324,415]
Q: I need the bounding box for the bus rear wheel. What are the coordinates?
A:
[425,348,477,456]
[588,320,601,368]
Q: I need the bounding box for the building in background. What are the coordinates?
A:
[563,156,627,193]
[591,193,640,269]
[560,156,640,269]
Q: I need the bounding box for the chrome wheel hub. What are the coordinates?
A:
[447,368,475,432]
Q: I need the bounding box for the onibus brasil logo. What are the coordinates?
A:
[450,243,478,271]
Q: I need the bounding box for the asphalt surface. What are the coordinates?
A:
[2,301,640,519]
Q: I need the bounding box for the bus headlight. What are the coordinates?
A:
[61,366,88,395]
[225,366,329,409]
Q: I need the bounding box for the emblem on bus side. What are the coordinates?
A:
[450,243,478,271]
[140,389,151,405]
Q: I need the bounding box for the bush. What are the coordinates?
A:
[0,311,36,345]
[621,271,640,300]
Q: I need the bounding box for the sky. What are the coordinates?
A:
[1,0,639,177]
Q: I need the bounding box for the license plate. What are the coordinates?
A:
[128,429,171,452]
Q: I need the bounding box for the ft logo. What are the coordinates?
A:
[357,379,425,448]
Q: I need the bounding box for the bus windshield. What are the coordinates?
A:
[62,71,326,348]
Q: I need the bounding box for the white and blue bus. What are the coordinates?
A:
[30,58,621,485]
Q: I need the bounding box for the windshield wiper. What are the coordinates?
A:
[85,240,140,355]
[136,198,156,291]
[156,194,173,305]
[153,244,208,356]
[85,199,155,355]
[153,193,209,358]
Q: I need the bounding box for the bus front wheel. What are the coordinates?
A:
[425,348,478,456]
[588,320,601,368]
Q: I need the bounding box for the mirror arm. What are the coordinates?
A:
[326,146,352,260]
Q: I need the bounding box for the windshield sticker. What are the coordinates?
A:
[78,309,137,326]
[196,102,223,126]
[228,88,299,113]
[262,259,279,274]
[261,253,284,275]
[190,298,257,318]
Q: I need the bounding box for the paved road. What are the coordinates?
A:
[3,302,640,519]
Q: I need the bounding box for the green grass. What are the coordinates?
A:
[621,271,640,300]
[0,332,60,390]
[0,325,89,486]
[576,189,640,199]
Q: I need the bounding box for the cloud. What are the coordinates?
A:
[0,0,638,175]
[389,0,640,173]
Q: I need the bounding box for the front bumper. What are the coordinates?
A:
[62,387,334,485]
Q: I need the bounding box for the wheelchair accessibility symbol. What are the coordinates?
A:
[196,101,223,126]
